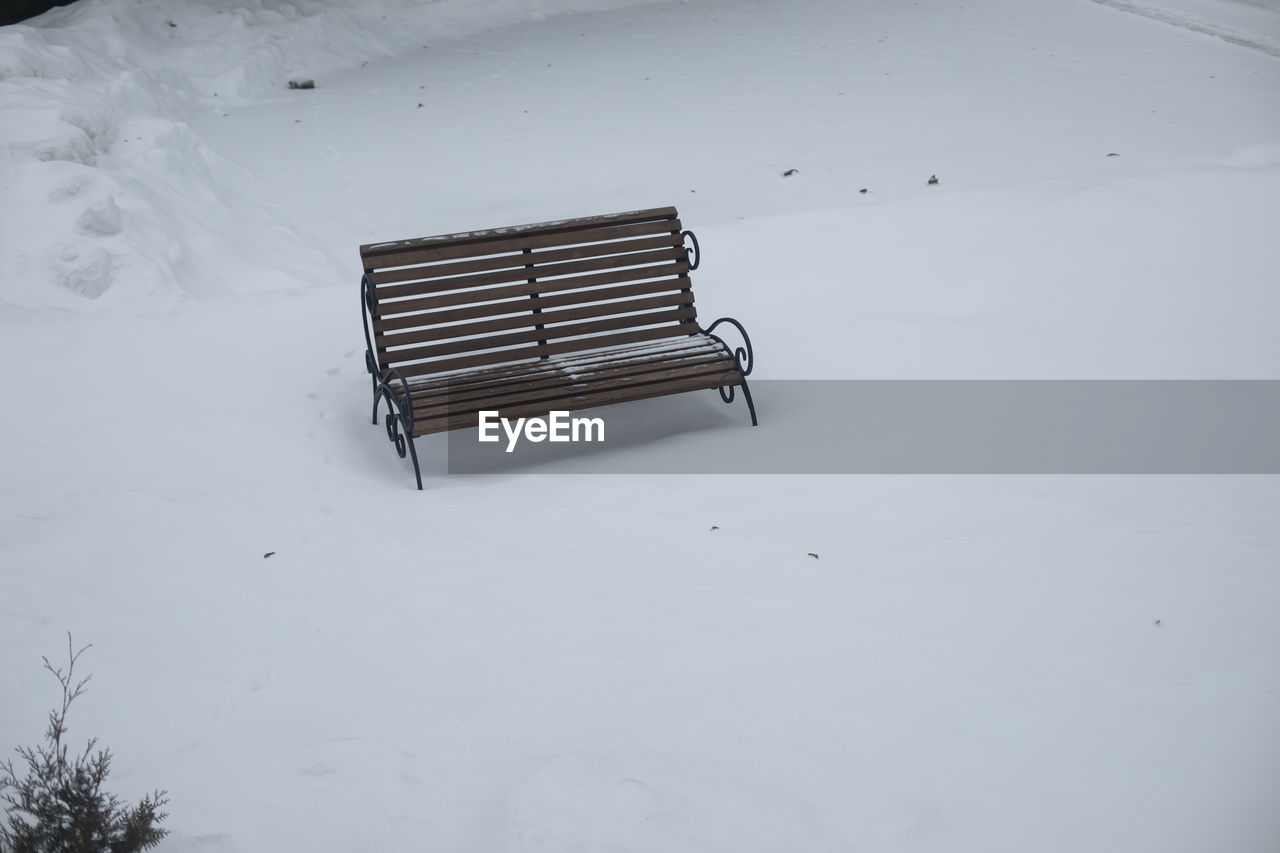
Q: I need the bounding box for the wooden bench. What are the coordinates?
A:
[359,206,756,488]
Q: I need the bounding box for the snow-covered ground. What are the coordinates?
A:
[2,1,1279,851]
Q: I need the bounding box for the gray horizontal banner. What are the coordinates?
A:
[443,381,1280,474]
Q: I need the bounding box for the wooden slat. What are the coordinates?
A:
[408,340,730,401]
[415,362,738,428]
[379,293,694,350]
[364,218,680,270]
[374,246,685,301]
[413,370,741,436]
[369,233,681,286]
[411,352,735,414]
[373,262,689,318]
[401,336,727,395]
[374,278,693,332]
[398,325,696,378]
[381,307,696,365]
[362,206,676,256]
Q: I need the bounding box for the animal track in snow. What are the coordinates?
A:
[75,195,123,236]
[48,241,113,299]
[48,174,94,202]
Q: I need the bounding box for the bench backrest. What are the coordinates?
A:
[361,207,701,379]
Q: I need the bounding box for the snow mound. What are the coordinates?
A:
[0,0,666,312]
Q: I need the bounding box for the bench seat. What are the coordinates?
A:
[406,336,741,435]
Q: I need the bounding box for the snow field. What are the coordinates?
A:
[2,1,1279,851]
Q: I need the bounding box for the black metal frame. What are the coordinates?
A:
[702,316,758,426]
[681,228,756,427]
[363,273,424,490]
[361,225,757,489]
[361,274,379,419]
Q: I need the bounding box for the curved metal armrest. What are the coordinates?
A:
[702,316,754,377]
[371,362,423,486]
[681,229,701,271]
[376,365,415,433]
[361,273,380,376]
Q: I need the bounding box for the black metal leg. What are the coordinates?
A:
[407,434,423,490]
[703,316,757,427]
[374,367,423,489]
[740,378,758,426]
